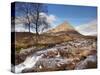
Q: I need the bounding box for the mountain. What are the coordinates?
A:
[47,21,83,38]
[47,21,75,33]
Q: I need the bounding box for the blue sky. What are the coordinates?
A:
[47,4,97,27]
[13,2,97,34]
[14,2,97,27]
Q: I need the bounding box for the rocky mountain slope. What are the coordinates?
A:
[46,21,84,38]
[47,21,74,33]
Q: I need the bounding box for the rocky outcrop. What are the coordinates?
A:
[75,54,97,69]
[14,38,97,73]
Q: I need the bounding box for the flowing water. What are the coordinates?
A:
[14,54,43,73]
[13,46,64,73]
[13,39,96,73]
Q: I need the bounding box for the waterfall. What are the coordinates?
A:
[14,54,43,73]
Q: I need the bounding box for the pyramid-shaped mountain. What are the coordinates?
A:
[48,21,76,33]
[47,21,83,38]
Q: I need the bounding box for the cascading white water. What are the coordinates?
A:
[15,54,43,73]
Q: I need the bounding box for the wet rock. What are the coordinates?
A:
[15,53,27,65]
[14,38,97,72]
[46,50,58,58]
[20,47,36,54]
[58,49,70,58]
[65,62,75,70]
[75,54,97,69]
[22,68,35,73]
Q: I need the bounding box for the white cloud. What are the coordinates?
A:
[75,19,97,36]
[15,24,28,32]
[14,13,57,32]
[40,12,56,24]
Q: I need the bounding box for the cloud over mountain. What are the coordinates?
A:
[40,13,56,24]
[75,19,97,36]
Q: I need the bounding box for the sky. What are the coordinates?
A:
[12,2,97,35]
[46,4,97,27]
[46,4,97,35]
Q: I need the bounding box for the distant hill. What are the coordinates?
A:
[47,21,74,33]
[46,21,84,38]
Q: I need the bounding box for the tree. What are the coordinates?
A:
[15,2,33,32]
[29,3,50,43]
[15,2,50,42]
[30,3,47,33]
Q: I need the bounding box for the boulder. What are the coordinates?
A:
[75,54,97,69]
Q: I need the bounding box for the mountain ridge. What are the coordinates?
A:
[47,21,75,33]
